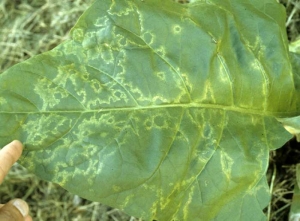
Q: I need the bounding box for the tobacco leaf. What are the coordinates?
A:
[0,0,298,220]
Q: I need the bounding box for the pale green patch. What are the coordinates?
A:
[0,97,7,105]
[72,28,84,42]
[34,78,69,111]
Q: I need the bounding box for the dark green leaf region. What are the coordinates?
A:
[0,0,299,220]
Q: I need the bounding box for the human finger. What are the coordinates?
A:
[0,199,29,221]
[0,140,23,184]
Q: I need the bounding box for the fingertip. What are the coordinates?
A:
[0,140,24,184]
[11,199,29,217]
[0,199,28,220]
[5,140,24,158]
[10,140,23,151]
[25,215,33,221]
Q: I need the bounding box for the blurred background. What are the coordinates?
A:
[0,0,299,220]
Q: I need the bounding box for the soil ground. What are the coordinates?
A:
[0,0,300,220]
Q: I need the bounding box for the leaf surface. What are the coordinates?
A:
[0,0,299,220]
[276,51,300,141]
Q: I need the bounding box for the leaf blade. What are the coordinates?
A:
[0,0,297,220]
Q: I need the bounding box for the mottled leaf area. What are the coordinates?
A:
[0,0,300,220]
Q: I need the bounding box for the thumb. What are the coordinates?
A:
[0,199,29,221]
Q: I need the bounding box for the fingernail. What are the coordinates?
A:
[12,199,29,216]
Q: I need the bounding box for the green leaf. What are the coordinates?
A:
[276,52,300,141]
[0,0,298,220]
[289,164,300,220]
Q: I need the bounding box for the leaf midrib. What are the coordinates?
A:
[0,102,292,117]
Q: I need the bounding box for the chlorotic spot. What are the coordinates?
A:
[172,25,182,34]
